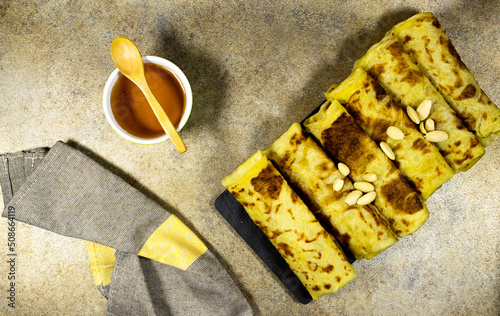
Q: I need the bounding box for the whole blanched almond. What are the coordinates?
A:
[406,106,420,124]
[363,173,377,182]
[345,190,363,206]
[425,118,435,131]
[425,130,449,142]
[354,181,375,192]
[337,162,350,177]
[333,178,344,191]
[417,99,432,121]
[387,126,404,140]
[380,141,395,160]
[357,191,377,205]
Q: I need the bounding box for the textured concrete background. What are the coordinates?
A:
[0,0,499,315]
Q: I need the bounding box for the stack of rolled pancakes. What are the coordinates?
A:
[222,12,500,301]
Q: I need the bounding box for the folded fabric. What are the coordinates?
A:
[0,141,253,315]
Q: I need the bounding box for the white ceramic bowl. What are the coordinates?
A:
[103,56,192,144]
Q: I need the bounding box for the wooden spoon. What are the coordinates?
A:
[110,37,187,153]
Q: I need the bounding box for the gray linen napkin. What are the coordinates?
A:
[1,141,253,316]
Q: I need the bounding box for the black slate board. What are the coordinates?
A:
[215,192,313,304]
[214,102,356,304]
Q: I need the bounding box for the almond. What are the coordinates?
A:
[354,181,375,192]
[406,105,420,124]
[425,130,448,143]
[357,191,377,205]
[417,99,432,121]
[363,173,378,182]
[380,141,395,160]
[387,126,404,140]
[333,178,344,192]
[345,190,363,206]
[425,118,435,132]
[337,162,350,177]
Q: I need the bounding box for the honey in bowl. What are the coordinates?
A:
[110,63,185,139]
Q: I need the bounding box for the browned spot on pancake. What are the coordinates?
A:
[304,230,328,243]
[368,63,387,80]
[454,140,462,147]
[483,112,488,120]
[294,229,305,240]
[241,201,255,208]
[324,284,332,290]
[335,276,342,283]
[453,137,482,166]
[377,230,384,240]
[402,219,410,227]
[312,285,321,291]
[286,208,295,220]
[422,35,434,63]
[289,132,304,147]
[380,175,424,215]
[386,40,405,60]
[281,151,292,164]
[412,138,427,151]
[407,177,423,196]
[321,113,375,172]
[302,271,309,280]
[458,112,477,130]
[400,69,422,85]
[268,229,287,239]
[346,99,391,142]
[272,203,282,215]
[392,142,403,152]
[432,17,441,29]
[251,165,283,200]
[452,69,463,89]
[330,225,352,248]
[291,190,300,204]
[455,83,477,100]
[322,265,335,273]
[384,41,424,85]
[440,35,466,69]
[435,166,443,177]
[277,242,294,257]
[316,162,329,172]
[403,35,413,44]
[372,79,388,101]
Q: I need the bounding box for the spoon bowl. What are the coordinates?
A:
[110,37,187,153]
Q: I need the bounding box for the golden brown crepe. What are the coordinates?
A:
[388,12,500,147]
[262,122,397,260]
[326,68,454,201]
[304,100,429,238]
[353,36,485,173]
[222,151,356,299]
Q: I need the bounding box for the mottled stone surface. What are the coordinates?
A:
[0,0,499,315]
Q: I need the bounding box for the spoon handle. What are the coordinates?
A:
[136,76,187,153]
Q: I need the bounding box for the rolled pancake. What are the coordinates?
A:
[326,68,454,200]
[388,12,500,146]
[304,100,429,237]
[222,151,356,300]
[354,37,485,173]
[262,122,397,260]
